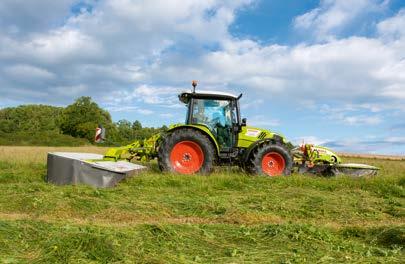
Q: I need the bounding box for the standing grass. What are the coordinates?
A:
[0,146,403,263]
[0,146,108,164]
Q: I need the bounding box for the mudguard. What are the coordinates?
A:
[168,124,220,155]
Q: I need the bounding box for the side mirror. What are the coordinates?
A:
[95,125,106,143]
[241,118,247,127]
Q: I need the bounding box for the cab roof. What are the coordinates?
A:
[179,90,240,104]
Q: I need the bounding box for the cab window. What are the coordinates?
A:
[191,99,236,148]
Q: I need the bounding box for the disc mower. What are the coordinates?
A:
[93,81,378,177]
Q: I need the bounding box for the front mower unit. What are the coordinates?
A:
[293,144,379,177]
[47,152,147,188]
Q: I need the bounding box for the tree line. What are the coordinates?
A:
[0,96,167,146]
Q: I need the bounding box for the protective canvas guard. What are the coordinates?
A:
[332,163,379,177]
[46,152,146,188]
[298,162,379,177]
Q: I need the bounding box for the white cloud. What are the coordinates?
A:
[0,28,103,67]
[136,109,154,115]
[105,105,153,115]
[131,85,180,104]
[291,136,329,146]
[3,64,55,80]
[377,9,405,39]
[165,34,403,108]
[324,136,405,155]
[380,84,405,99]
[52,84,88,97]
[106,106,139,112]
[319,104,382,126]
[65,0,253,60]
[0,0,253,106]
[342,115,382,125]
[248,115,280,128]
[0,0,75,34]
[160,113,175,118]
[294,0,388,40]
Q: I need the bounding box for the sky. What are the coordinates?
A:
[1,0,405,155]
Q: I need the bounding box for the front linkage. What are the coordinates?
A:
[102,133,161,162]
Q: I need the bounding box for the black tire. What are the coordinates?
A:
[246,142,293,176]
[158,128,215,174]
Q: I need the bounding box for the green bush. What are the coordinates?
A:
[0,97,167,146]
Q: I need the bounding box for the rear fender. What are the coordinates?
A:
[167,124,220,155]
[242,135,284,164]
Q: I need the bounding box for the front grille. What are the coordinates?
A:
[258,132,267,139]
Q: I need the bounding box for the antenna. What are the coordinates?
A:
[192,80,197,93]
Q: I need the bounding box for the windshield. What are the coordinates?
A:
[191,99,236,130]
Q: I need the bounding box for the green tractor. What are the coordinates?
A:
[99,82,378,177]
[158,90,293,176]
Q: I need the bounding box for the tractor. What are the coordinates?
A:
[158,85,294,176]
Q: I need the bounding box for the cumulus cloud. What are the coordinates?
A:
[319,104,382,126]
[292,136,329,146]
[289,134,405,155]
[3,64,55,81]
[248,115,280,128]
[294,0,388,40]
[0,0,75,34]
[154,33,404,115]
[377,9,405,39]
[324,136,405,155]
[131,85,180,104]
[0,0,253,105]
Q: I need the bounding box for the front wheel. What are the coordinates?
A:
[247,142,293,176]
[158,128,215,174]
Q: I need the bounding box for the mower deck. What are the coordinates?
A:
[46,152,147,188]
[297,162,379,177]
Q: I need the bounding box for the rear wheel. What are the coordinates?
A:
[158,128,215,174]
[247,142,293,176]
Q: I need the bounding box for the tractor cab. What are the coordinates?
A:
[178,89,244,151]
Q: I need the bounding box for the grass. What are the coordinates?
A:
[0,146,404,263]
[0,132,90,147]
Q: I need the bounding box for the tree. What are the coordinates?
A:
[116,119,133,142]
[132,120,142,130]
[59,96,113,142]
[0,97,169,146]
[0,105,62,133]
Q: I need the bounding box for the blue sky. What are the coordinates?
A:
[0,0,405,154]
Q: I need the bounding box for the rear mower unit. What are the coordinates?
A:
[89,81,378,178]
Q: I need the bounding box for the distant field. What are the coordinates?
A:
[0,146,108,164]
[339,152,405,161]
[0,146,403,263]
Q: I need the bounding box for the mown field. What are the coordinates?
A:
[0,146,404,263]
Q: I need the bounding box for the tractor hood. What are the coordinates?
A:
[237,126,288,148]
[169,123,290,151]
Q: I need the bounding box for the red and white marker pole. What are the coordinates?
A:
[95,125,104,143]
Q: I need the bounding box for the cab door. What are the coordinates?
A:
[190,99,235,150]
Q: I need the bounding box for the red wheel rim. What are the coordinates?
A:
[261,152,286,176]
[170,141,204,174]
